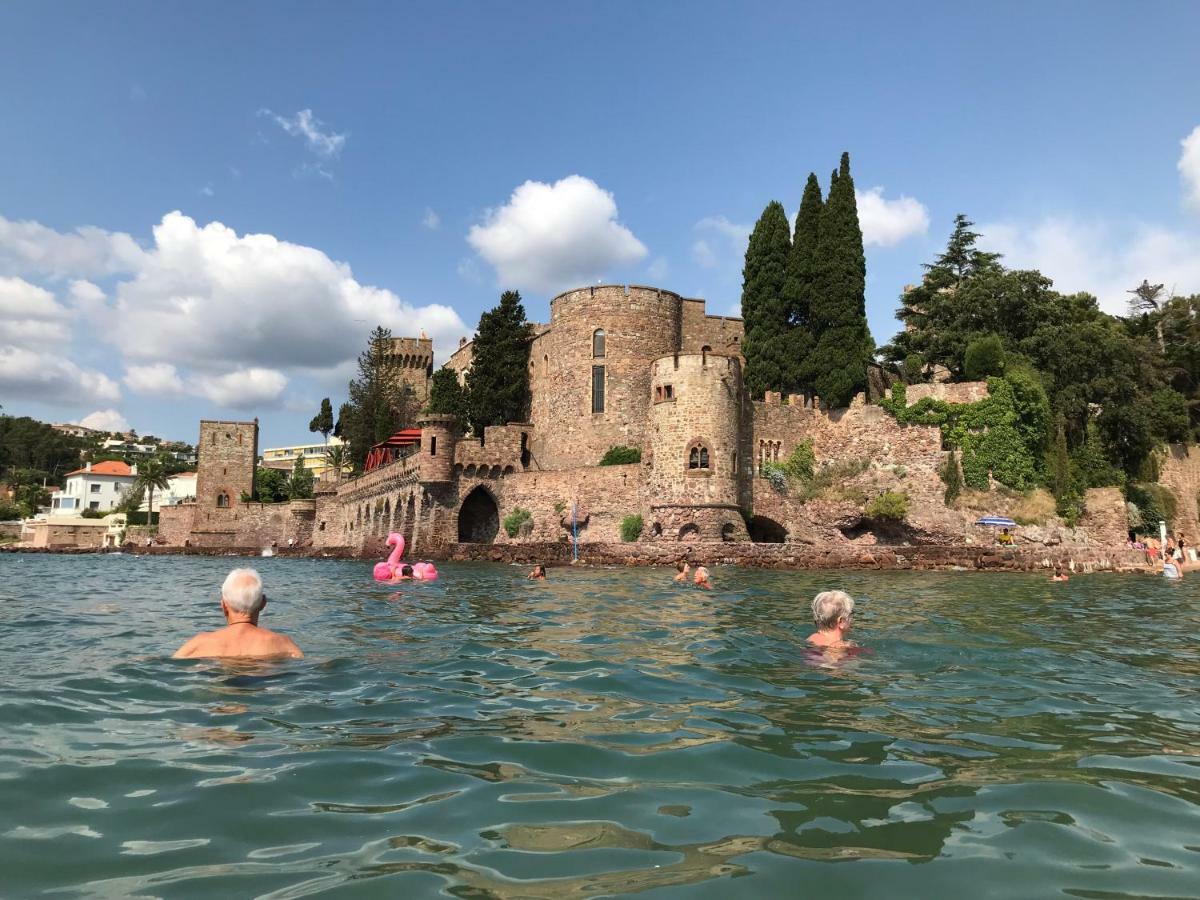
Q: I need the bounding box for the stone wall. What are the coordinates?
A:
[28,521,108,548]
[904,381,990,406]
[384,335,433,403]
[453,423,531,474]
[491,463,648,544]
[1078,487,1130,547]
[1157,444,1199,542]
[680,298,743,355]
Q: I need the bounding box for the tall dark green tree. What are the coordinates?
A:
[466,290,531,436]
[776,174,823,393]
[426,366,469,422]
[804,152,874,407]
[308,398,334,444]
[740,201,792,399]
[287,455,315,500]
[340,327,418,471]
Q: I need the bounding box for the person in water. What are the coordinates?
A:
[173,568,303,660]
[1051,568,1069,582]
[673,560,690,583]
[693,565,712,589]
[807,590,855,648]
[388,564,415,583]
[527,564,546,580]
[1162,558,1184,579]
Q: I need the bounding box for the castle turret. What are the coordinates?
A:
[417,414,458,482]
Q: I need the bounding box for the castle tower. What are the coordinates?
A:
[385,335,434,404]
[195,419,258,512]
[417,414,458,482]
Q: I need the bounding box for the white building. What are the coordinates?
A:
[141,472,197,512]
[52,461,138,515]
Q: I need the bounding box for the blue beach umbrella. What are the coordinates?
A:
[977,516,1017,528]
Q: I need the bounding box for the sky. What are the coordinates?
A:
[2,1,1199,448]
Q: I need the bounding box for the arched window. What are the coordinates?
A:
[216,492,229,508]
[688,441,711,470]
[592,328,606,358]
[700,446,709,468]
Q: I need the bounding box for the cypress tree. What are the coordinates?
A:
[740,201,792,399]
[778,173,822,392]
[427,366,468,423]
[466,290,532,436]
[804,152,874,408]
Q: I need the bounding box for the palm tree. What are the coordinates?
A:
[133,455,171,526]
[323,443,350,480]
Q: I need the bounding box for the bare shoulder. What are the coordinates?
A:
[172,631,212,658]
[264,630,303,658]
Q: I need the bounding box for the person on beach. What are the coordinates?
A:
[527,564,546,580]
[173,568,303,659]
[807,590,855,648]
[1050,568,1069,582]
[693,565,712,590]
[1162,558,1184,580]
[673,560,690,583]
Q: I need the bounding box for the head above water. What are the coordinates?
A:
[812,590,855,630]
[222,568,265,616]
[400,564,414,577]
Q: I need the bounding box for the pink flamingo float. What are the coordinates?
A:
[373,532,438,582]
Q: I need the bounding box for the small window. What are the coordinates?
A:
[592,329,606,358]
[688,442,710,470]
[430,436,437,456]
[700,447,709,468]
[90,501,100,510]
[216,493,229,508]
[91,483,101,493]
[592,365,605,414]
[665,385,674,400]
[655,386,662,402]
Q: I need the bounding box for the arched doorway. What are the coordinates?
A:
[679,523,700,542]
[748,516,787,543]
[458,486,499,543]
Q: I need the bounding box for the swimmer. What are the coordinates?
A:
[388,564,415,583]
[1050,568,1069,582]
[527,564,547,580]
[173,568,303,660]
[693,565,712,590]
[807,590,855,649]
[673,560,690,583]
[1162,558,1184,580]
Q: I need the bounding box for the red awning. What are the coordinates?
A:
[363,429,422,472]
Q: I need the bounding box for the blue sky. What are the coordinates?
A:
[2,1,1199,448]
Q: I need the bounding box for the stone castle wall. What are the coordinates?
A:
[1156,444,1199,542]
[904,382,990,406]
[386,336,433,403]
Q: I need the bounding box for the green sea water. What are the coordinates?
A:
[1,553,1198,898]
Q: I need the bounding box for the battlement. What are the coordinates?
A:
[384,336,433,367]
[549,284,685,323]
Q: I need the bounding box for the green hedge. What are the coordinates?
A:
[502,507,532,538]
[619,514,643,542]
[599,446,641,466]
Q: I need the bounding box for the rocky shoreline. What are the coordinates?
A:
[1,541,1154,574]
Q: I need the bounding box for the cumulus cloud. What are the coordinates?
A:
[260,108,346,158]
[691,216,749,270]
[0,214,145,279]
[192,368,288,409]
[855,187,930,247]
[468,175,647,294]
[979,217,1200,315]
[78,409,130,432]
[0,276,71,345]
[422,208,441,230]
[1181,125,1200,211]
[124,363,185,396]
[0,346,120,406]
[646,256,670,281]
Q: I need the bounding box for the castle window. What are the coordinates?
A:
[688,445,710,470]
[592,329,606,358]
[655,386,662,402]
[430,436,437,456]
[216,492,229,508]
[664,385,674,400]
[592,365,605,414]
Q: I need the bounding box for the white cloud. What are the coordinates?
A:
[422,208,441,230]
[0,215,145,279]
[124,363,185,396]
[192,368,288,409]
[855,187,930,247]
[979,217,1200,314]
[691,239,717,268]
[78,409,130,432]
[1181,125,1200,211]
[200,184,214,197]
[260,108,346,158]
[691,216,749,270]
[646,256,670,281]
[468,175,647,294]
[0,346,120,406]
[0,276,71,345]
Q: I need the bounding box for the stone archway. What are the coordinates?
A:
[679,523,700,542]
[748,516,787,543]
[458,486,499,543]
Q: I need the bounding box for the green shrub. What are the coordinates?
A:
[781,440,815,481]
[0,502,23,521]
[866,490,909,521]
[795,458,870,502]
[940,450,963,504]
[1127,483,1177,533]
[502,507,532,538]
[554,500,566,515]
[963,334,1006,380]
[760,461,788,492]
[619,514,643,542]
[80,508,105,519]
[599,446,641,466]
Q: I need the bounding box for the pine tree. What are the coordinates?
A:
[341,327,417,471]
[740,201,792,399]
[466,290,531,436]
[427,366,468,422]
[308,398,334,444]
[804,152,874,408]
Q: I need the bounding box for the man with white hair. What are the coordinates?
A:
[173,568,303,659]
[807,590,855,648]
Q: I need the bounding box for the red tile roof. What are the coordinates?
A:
[65,461,134,477]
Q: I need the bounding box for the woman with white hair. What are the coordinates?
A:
[807,590,855,648]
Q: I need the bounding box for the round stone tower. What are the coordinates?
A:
[417,414,457,483]
[529,285,684,470]
[647,352,748,541]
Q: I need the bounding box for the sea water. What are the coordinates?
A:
[1,553,1198,897]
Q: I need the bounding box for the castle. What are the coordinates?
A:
[159,284,1134,555]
